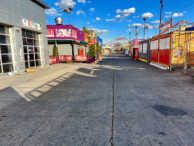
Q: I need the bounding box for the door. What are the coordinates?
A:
[78,48,84,55]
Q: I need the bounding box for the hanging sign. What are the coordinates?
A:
[159,18,173,32]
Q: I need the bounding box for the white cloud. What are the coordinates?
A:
[151,20,161,23]
[127,24,131,27]
[106,19,116,22]
[116,7,135,18]
[92,28,108,35]
[116,9,121,13]
[128,28,132,31]
[55,0,76,11]
[173,13,183,17]
[165,12,183,18]
[165,15,171,18]
[127,20,131,22]
[107,14,110,16]
[77,0,85,3]
[115,14,122,18]
[134,12,154,19]
[96,17,101,20]
[76,10,85,15]
[142,12,154,18]
[165,12,172,14]
[46,7,62,16]
[132,23,142,26]
[133,16,141,19]
[90,8,95,12]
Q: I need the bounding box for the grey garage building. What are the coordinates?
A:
[0,0,50,75]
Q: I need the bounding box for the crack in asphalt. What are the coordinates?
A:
[110,61,115,146]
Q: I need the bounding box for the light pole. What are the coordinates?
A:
[63,7,73,24]
[159,0,164,35]
[135,26,138,39]
[143,17,147,39]
[129,32,131,42]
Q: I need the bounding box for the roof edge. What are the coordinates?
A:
[31,0,50,9]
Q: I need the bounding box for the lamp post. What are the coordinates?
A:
[143,17,147,39]
[63,7,73,24]
[129,32,131,42]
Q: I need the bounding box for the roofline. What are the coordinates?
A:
[31,0,50,9]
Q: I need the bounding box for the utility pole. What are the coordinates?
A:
[135,26,138,39]
[129,32,131,42]
[143,17,147,39]
[159,0,164,35]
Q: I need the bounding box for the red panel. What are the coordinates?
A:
[49,57,57,64]
[60,55,72,62]
[75,55,87,61]
[150,50,158,63]
[159,49,170,66]
[134,48,138,60]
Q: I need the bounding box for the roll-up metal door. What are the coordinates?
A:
[73,44,78,55]
[86,47,89,55]
[58,44,72,56]
[48,44,54,56]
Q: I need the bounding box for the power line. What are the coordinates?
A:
[163,0,181,3]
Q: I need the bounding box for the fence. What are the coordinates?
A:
[171,31,194,74]
[150,31,194,74]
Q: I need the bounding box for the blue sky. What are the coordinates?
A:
[43,0,194,43]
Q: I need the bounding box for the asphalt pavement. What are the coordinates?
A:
[0,53,194,146]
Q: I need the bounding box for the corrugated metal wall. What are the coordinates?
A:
[48,44,54,56]
[58,44,72,56]
[73,44,78,55]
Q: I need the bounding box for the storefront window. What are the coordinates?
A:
[3,64,13,73]
[0,24,13,74]
[0,35,10,44]
[22,30,41,68]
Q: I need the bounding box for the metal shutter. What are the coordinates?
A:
[48,44,54,56]
[73,44,78,55]
[58,44,72,56]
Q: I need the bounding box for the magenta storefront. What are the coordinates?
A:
[47,25,89,62]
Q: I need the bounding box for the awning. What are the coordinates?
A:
[80,41,87,44]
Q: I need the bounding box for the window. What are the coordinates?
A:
[0,24,13,74]
[22,30,41,68]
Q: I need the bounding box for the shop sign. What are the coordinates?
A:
[22,19,41,30]
[19,48,23,65]
[159,18,173,32]
[49,57,57,64]
[75,55,87,61]
[56,29,71,37]
[60,55,72,62]
[72,29,77,38]
[47,29,54,37]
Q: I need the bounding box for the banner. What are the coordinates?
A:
[56,29,71,37]
[160,18,173,32]
[47,29,54,37]
[60,55,72,62]
[75,55,87,61]
[72,29,77,38]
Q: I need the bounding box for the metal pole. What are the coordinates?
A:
[68,12,71,24]
[135,26,138,39]
[184,33,189,74]
[159,0,163,35]
[144,19,146,39]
